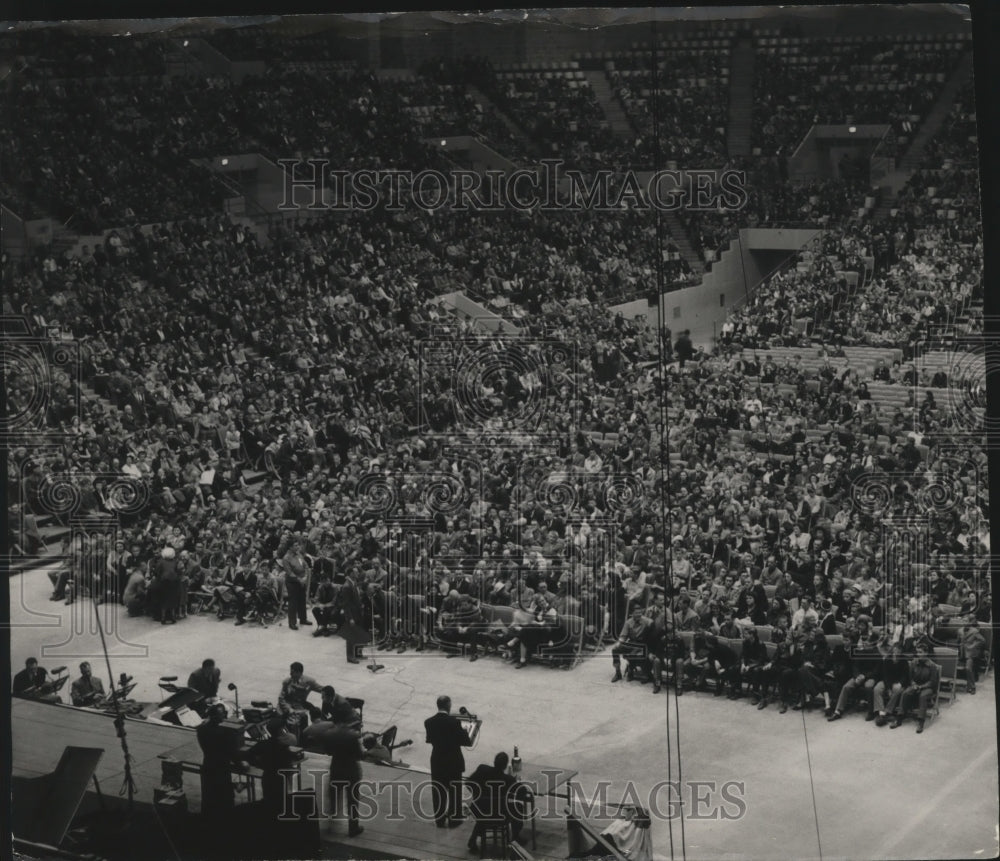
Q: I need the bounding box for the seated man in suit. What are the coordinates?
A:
[704,633,739,697]
[611,605,651,683]
[71,662,106,707]
[12,657,62,703]
[677,627,714,694]
[465,751,531,853]
[873,643,911,726]
[187,658,222,699]
[827,634,882,721]
[893,642,940,734]
[319,685,361,724]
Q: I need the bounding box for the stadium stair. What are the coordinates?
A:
[582,70,634,138]
[466,84,541,161]
[726,35,755,158]
[871,49,975,220]
[661,210,706,275]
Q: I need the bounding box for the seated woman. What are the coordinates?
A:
[508,596,559,668]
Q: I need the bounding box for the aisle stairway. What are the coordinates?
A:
[871,49,975,220]
[466,84,539,161]
[583,70,634,138]
[662,210,706,275]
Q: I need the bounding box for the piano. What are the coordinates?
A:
[11,746,104,847]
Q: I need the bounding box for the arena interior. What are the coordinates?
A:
[3,6,998,861]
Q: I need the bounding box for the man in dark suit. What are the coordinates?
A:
[70,662,106,707]
[894,642,940,734]
[196,702,244,817]
[424,695,472,828]
[187,658,221,699]
[12,657,61,702]
[465,751,529,852]
[322,718,366,837]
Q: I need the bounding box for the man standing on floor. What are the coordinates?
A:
[424,695,473,828]
[281,539,312,631]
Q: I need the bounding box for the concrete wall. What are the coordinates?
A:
[23,218,58,248]
[436,292,520,334]
[787,124,889,181]
[742,227,822,250]
[1,205,28,256]
[610,227,823,350]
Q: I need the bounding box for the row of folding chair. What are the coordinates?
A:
[757,32,969,47]
[499,60,581,72]
[498,70,587,81]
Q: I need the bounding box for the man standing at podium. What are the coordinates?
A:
[424,695,472,828]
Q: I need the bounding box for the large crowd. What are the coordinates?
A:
[5,26,990,732]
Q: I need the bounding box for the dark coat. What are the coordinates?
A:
[424,711,472,778]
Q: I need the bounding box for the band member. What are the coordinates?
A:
[278,662,324,725]
[249,716,301,818]
[12,657,61,703]
[196,702,244,817]
[71,662,106,707]
[188,658,222,699]
[320,686,361,725]
[424,695,473,828]
[466,751,529,853]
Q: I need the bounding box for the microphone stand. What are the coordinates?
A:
[94,601,135,813]
[228,683,241,720]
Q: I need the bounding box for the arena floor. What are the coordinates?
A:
[9,563,999,861]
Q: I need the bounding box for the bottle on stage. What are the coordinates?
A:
[511,746,521,776]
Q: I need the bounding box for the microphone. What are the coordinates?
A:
[227,683,237,691]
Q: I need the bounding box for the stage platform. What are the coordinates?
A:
[10,698,577,860]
